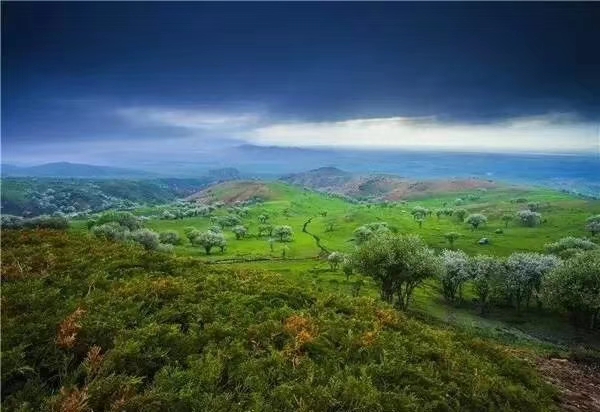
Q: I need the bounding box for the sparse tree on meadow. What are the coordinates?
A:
[501,214,512,228]
[192,231,227,255]
[342,256,354,281]
[455,209,467,222]
[444,232,460,248]
[324,217,338,232]
[516,210,542,227]
[258,223,274,237]
[232,225,248,240]
[327,251,345,271]
[273,225,293,242]
[465,214,487,230]
[184,226,201,243]
[95,211,142,231]
[411,206,428,220]
[353,222,391,245]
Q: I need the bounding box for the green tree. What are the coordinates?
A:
[159,230,181,245]
[258,223,274,237]
[324,217,338,232]
[353,234,442,309]
[411,206,428,220]
[353,222,390,245]
[130,229,161,251]
[455,209,467,222]
[95,211,141,231]
[469,255,505,314]
[544,250,600,329]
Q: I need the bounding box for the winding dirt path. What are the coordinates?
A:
[302,217,330,256]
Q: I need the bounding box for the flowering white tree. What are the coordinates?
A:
[505,252,561,312]
[516,210,542,227]
[586,215,600,236]
[469,255,505,314]
[192,231,227,254]
[440,250,470,303]
[327,251,345,271]
[353,222,390,245]
[273,225,294,242]
[545,236,597,258]
[411,206,429,220]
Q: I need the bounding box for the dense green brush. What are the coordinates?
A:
[2,230,558,411]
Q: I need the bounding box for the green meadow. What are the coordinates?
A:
[71,181,600,350]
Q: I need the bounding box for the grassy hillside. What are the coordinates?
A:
[69,181,600,352]
[2,230,558,411]
[0,177,228,216]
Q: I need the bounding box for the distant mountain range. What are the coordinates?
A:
[2,147,598,197]
[1,162,154,178]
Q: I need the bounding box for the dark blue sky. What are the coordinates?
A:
[2,2,599,164]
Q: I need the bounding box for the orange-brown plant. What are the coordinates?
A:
[57,307,86,349]
[56,386,90,412]
[83,345,104,376]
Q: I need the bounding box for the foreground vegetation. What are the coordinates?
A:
[2,231,558,411]
[3,179,599,410]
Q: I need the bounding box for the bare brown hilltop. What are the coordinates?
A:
[280,167,497,200]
